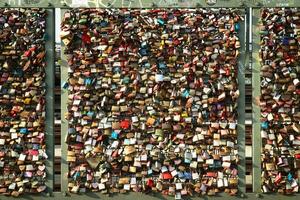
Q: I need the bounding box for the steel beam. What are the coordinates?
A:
[0,0,298,8]
[45,8,56,196]
[60,9,69,194]
[237,8,247,195]
[10,191,300,199]
[251,8,261,194]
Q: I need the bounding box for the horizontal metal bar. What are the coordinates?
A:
[0,0,298,8]
[11,192,300,199]
[0,0,59,7]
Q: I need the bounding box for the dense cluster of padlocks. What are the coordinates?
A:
[61,8,242,197]
[1,6,300,197]
[0,8,47,196]
[260,8,300,194]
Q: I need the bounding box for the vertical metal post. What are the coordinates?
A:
[252,8,262,194]
[45,8,55,195]
[237,8,246,195]
[60,9,69,194]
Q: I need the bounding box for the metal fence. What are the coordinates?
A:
[0,0,299,199]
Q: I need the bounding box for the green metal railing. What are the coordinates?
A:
[237,9,246,195]
[60,26,69,195]
[1,0,300,199]
[45,8,56,195]
[251,8,261,195]
[0,0,298,8]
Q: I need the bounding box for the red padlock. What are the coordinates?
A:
[162,172,172,180]
[274,173,282,184]
[146,179,154,187]
[120,119,130,129]
[24,50,31,57]
[82,32,91,44]
[295,154,300,159]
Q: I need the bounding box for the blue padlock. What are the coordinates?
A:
[87,111,94,118]
[234,23,240,32]
[111,131,118,139]
[182,89,189,98]
[261,121,269,129]
[158,62,166,69]
[73,171,80,180]
[20,128,28,134]
[157,18,165,25]
[282,37,289,45]
[68,128,75,134]
[287,172,293,182]
[140,48,148,56]
[184,172,192,180]
[61,81,69,89]
[178,171,185,179]
[122,76,130,84]
[100,20,108,27]
[85,78,92,85]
